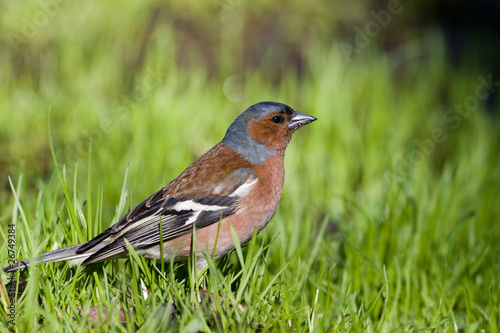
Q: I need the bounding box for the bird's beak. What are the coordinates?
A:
[288,112,317,130]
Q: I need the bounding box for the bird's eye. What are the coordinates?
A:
[270,115,284,124]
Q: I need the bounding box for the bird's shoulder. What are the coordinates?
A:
[124,142,257,224]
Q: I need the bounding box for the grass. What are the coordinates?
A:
[1,2,500,331]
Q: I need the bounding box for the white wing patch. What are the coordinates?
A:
[172,200,227,212]
[230,178,258,197]
[184,211,201,225]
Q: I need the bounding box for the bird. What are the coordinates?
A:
[3,102,316,274]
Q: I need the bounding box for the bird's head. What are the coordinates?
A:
[222,102,317,164]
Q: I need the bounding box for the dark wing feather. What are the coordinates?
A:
[76,190,166,254]
[81,198,235,264]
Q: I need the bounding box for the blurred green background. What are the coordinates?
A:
[1,0,499,331]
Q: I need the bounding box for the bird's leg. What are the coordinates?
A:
[195,259,245,313]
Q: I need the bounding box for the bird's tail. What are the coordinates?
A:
[3,243,93,273]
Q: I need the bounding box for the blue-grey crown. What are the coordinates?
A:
[221,102,292,164]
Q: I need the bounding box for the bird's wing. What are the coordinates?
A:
[77,143,256,264]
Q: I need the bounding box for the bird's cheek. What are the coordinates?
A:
[247,122,274,144]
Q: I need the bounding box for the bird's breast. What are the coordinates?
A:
[235,151,285,236]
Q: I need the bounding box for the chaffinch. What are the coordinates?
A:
[4,102,316,273]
